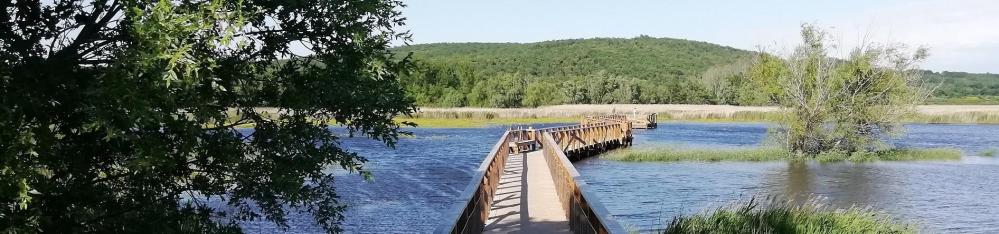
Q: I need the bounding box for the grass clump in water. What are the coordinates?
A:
[980,148,997,157]
[607,147,962,162]
[815,148,962,162]
[606,147,790,162]
[662,197,914,234]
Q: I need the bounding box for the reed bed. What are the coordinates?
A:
[661,197,914,234]
[410,104,999,124]
[980,148,997,157]
[606,147,790,162]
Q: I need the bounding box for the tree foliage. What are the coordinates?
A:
[1,0,414,233]
[747,24,931,155]
[396,37,752,107]
[395,37,998,107]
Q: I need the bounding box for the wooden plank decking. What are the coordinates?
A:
[484,151,571,234]
[439,114,655,234]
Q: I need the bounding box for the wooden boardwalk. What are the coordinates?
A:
[484,151,570,233]
[440,114,654,234]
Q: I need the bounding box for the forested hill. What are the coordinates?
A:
[394,37,999,107]
[393,37,760,107]
[393,37,754,80]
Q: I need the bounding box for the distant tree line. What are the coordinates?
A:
[396,37,999,107]
[401,61,732,107]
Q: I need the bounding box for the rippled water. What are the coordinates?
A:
[238,124,563,233]
[575,123,999,233]
[238,122,999,233]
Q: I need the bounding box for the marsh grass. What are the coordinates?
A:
[662,197,914,234]
[605,147,790,162]
[607,147,962,162]
[411,105,999,124]
[980,148,997,157]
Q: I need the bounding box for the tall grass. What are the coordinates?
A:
[607,147,962,162]
[410,105,999,124]
[662,197,914,234]
[606,147,790,162]
[904,112,999,124]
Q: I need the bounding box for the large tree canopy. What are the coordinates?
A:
[747,24,931,155]
[1,0,414,233]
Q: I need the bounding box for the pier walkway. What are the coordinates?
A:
[439,114,656,234]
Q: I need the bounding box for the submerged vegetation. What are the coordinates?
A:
[607,147,961,162]
[662,197,914,234]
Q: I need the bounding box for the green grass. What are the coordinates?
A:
[662,197,914,234]
[606,147,962,162]
[658,111,782,123]
[605,147,791,162]
[980,148,997,157]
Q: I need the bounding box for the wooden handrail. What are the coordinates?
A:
[439,116,632,234]
[437,130,515,234]
[540,131,628,234]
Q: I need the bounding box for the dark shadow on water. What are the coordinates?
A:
[776,161,880,207]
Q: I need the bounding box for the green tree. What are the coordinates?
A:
[748,24,931,155]
[522,81,560,107]
[1,0,414,233]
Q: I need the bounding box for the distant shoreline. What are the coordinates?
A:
[403,104,999,126]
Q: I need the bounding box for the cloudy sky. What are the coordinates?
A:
[400,0,999,73]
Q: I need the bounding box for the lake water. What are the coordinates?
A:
[575,123,999,233]
[240,123,999,233]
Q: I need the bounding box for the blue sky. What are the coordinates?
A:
[400,0,999,73]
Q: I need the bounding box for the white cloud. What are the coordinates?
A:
[833,0,999,72]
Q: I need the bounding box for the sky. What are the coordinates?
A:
[399,0,999,73]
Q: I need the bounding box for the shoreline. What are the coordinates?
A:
[402,104,999,127]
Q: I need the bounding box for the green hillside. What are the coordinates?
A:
[924,71,999,104]
[394,37,999,107]
[395,36,753,80]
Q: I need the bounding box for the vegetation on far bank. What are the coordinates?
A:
[606,147,962,162]
[661,197,914,234]
[399,108,999,126]
[396,117,577,128]
[394,36,999,108]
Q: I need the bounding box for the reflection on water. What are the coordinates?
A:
[782,162,813,202]
[576,122,999,233]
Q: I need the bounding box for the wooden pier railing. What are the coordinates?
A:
[438,130,513,234]
[539,130,628,234]
[438,116,635,234]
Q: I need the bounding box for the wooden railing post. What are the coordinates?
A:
[441,115,633,234]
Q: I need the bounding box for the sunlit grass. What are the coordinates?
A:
[605,147,790,162]
[661,197,914,234]
[607,147,962,162]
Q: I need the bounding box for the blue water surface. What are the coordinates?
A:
[239,122,999,233]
